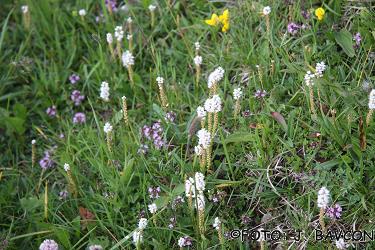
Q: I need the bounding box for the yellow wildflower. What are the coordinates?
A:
[219,9,230,32]
[205,13,220,26]
[205,9,230,32]
[315,7,325,21]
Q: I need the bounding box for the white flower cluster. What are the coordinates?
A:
[196,192,205,210]
[263,6,271,16]
[88,245,103,250]
[114,26,124,41]
[79,9,86,16]
[194,145,203,156]
[207,67,225,89]
[148,203,157,214]
[132,231,143,245]
[32,139,36,145]
[122,50,134,68]
[127,17,133,24]
[21,5,28,14]
[194,172,205,192]
[233,87,243,100]
[103,122,113,134]
[195,42,200,51]
[185,177,196,198]
[335,238,348,250]
[204,95,222,113]
[100,81,110,101]
[127,34,132,41]
[304,61,327,86]
[317,186,330,209]
[106,33,113,44]
[138,218,148,230]
[156,76,164,84]
[63,163,70,172]
[213,217,221,230]
[304,71,315,86]
[194,55,202,66]
[39,239,59,250]
[315,61,326,78]
[148,4,156,12]
[369,89,375,110]
[196,106,206,118]
[197,128,211,149]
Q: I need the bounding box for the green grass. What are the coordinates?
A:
[1,0,375,249]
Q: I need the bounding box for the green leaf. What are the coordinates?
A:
[224,132,253,143]
[6,117,26,134]
[334,29,355,57]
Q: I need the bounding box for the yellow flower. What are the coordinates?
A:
[219,9,230,32]
[315,7,325,21]
[205,9,230,32]
[205,13,220,26]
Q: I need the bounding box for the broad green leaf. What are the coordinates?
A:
[224,132,253,143]
[334,29,355,57]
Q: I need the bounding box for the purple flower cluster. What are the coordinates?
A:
[178,236,193,247]
[39,149,55,169]
[46,105,57,117]
[59,190,68,200]
[353,32,361,48]
[287,22,301,35]
[71,90,85,106]
[105,0,117,12]
[301,10,310,19]
[141,121,166,149]
[254,90,267,99]
[69,74,80,84]
[73,112,86,124]
[171,195,185,209]
[165,111,176,123]
[148,186,161,199]
[326,204,342,219]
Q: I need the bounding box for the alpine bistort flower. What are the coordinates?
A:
[263,6,271,16]
[39,239,59,250]
[233,88,243,100]
[368,89,375,110]
[88,245,103,250]
[138,218,148,230]
[194,55,202,66]
[213,217,221,230]
[103,122,113,134]
[197,129,211,149]
[315,61,326,78]
[122,50,134,68]
[148,4,156,11]
[148,203,157,214]
[114,26,124,41]
[207,67,225,89]
[197,106,206,118]
[317,187,330,208]
[194,172,205,192]
[63,163,70,172]
[132,230,143,245]
[106,33,113,44]
[78,9,86,16]
[21,5,28,13]
[100,81,110,101]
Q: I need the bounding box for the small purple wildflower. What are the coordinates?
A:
[105,0,118,12]
[69,74,80,84]
[178,236,192,247]
[39,150,54,169]
[353,32,361,48]
[165,111,176,123]
[172,195,185,209]
[287,22,300,35]
[301,10,310,19]
[254,90,267,99]
[71,90,85,106]
[59,190,68,200]
[242,110,252,118]
[141,120,166,150]
[148,186,161,199]
[138,209,146,219]
[73,112,86,124]
[59,133,65,139]
[326,204,342,219]
[46,105,57,117]
[241,214,251,225]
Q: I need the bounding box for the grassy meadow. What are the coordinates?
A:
[0,0,375,249]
